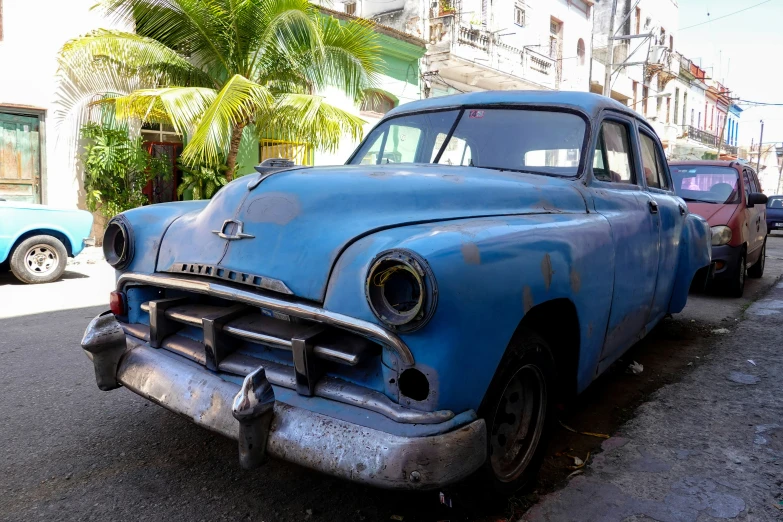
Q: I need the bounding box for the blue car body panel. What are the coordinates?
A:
[0,201,94,262]
[109,91,711,429]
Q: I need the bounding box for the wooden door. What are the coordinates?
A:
[0,112,41,203]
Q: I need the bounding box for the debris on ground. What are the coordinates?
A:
[566,469,584,480]
[390,516,404,521]
[712,328,730,334]
[747,360,756,366]
[559,421,610,439]
[627,361,644,375]
[565,452,590,470]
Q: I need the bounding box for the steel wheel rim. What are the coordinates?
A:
[24,244,59,276]
[489,364,547,482]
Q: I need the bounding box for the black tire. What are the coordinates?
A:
[748,240,766,278]
[724,249,746,298]
[476,328,557,495]
[9,235,68,284]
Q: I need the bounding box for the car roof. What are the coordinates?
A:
[385,90,637,120]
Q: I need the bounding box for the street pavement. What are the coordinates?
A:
[1,240,783,521]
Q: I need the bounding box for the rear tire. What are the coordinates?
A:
[9,235,68,284]
[724,249,746,298]
[476,328,557,495]
[748,240,766,278]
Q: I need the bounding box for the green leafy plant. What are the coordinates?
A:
[80,122,171,218]
[58,0,382,179]
[177,161,228,200]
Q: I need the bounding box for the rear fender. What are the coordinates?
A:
[668,213,711,313]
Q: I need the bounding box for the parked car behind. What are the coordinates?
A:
[0,200,93,283]
[766,195,783,233]
[670,161,767,297]
[80,91,711,492]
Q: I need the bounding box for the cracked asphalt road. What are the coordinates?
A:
[2,238,783,522]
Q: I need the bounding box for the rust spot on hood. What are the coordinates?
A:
[570,268,582,293]
[245,193,300,225]
[541,253,553,291]
[523,286,534,313]
[461,243,481,265]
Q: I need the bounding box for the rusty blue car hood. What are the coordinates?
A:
[156,164,587,302]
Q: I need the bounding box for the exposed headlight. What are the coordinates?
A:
[711,225,732,246]
[103,216,134,269]
[365,250,438,332]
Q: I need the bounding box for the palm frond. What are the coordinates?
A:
[259,93,367,152]
[105,87,217,135]
[180,74,273,166]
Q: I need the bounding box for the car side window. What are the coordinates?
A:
[749,171,760,193]
[593,121,635,183]
[639,132,669,190]
[743,170,752,203]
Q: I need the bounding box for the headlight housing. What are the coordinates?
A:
[710,225,732,246]
[365,250,438,332]
[103,216,134,269]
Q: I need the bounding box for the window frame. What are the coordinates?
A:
[514,2,526,27]
[637,127,672,192]
[590,115,639,186]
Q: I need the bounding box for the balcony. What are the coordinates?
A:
[723,143,738,156]
[428,18,558,90]
[683,126,720,149]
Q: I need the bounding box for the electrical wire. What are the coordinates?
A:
[679,0,775,31]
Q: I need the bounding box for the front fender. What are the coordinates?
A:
[116,201,209,275]
[668,212,711,314]
[324,213,615,414]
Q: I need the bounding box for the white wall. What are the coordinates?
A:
[0,0,129,209]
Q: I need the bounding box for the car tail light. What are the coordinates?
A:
[110,291,127,316]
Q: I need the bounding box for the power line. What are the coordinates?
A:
[679,0,775,31]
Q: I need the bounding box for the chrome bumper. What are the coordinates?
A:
[81,313,487,489]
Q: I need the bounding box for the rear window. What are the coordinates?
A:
[670,165,740,204]
[768,196,783,209]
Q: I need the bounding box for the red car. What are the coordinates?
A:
[670,161,768,297]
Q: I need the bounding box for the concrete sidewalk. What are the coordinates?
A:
[525,283,783,521]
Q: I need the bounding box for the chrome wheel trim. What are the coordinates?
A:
[24,244,59,276]
[489,364,547,482]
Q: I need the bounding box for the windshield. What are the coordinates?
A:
[348,108,586,177]
[670,166,740,204]
[767,196,783,209]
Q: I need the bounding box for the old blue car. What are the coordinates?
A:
[80,91,711,492]
[0,199,93,283]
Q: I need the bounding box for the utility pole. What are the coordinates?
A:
[602,0,618,97]
[757,120,765,172]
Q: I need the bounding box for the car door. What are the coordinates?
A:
[742,167,762,259]
[749,168,767,250]
[588,115,660,369]
[637,127,684,324]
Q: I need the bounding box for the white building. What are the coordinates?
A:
[0,0,128,208]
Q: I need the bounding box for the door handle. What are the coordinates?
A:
[648,200,659,214]
[679,204,687,216]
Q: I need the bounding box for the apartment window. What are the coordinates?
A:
[683,93,688,126]
[669,35,674,51]
[690,109,694,127]
[568,0,590,17]
[360,91,396,116]
[344,1,356,15]
[514,2,525,27]
[698,111,701,129]
[666,98,671,124]
[549,19,562,60]
[642,86,649,115]
[673,88,680,124]
[577,39,585,66]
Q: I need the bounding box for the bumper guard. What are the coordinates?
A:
[80,313,487,489]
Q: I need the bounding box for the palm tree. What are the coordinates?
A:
[58,0,381,178]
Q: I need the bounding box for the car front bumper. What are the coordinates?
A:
[711,243,743,281]
[80,312,487,490]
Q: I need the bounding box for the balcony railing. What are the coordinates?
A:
[723,143,738,156]
[684,125,719,148]
[457,25,490,51]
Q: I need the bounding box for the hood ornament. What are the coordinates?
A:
[212,219,255,240]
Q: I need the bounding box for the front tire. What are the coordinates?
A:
[477,329,556,494]
[748,240,766,278]
[10,235,68,284]
[724,249,746,298]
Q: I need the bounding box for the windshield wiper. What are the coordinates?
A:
[471,164,548,176]
[681,197,717,204]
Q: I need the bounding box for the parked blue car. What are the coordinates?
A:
[0,199,93,283]
[80,91,711,492]
[766,195,783,232]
